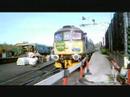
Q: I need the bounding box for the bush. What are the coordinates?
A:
[100,48,109,55]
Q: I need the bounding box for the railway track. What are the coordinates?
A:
[0,60,60,85]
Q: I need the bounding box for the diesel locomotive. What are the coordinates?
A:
[51,25,87,69]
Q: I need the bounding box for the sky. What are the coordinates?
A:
[0,12,114,46]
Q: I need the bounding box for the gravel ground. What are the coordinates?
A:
[0,62,47,83]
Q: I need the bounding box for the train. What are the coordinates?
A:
[15,43,51,55]
[51,25,88,69]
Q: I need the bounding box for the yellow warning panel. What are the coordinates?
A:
[54,60,80,69]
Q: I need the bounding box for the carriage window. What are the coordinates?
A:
[55,33,63,41]
[72,32,82,40]
[64,32,71,40]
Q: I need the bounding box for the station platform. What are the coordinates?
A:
[53,70,80,85]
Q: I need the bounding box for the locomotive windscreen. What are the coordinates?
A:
[64,32,71,40]
[54,33,63,41]
[54,30,82,41]
[72,32,82,40]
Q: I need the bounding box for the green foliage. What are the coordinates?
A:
[0,44,13,53]
[0,43,24,56]
[100,47,109,55]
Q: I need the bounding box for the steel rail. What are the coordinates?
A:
[34,58,86,85]
[0,60,55,85]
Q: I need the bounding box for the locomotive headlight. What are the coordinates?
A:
[51,55,59,61]
[72,54,81,61]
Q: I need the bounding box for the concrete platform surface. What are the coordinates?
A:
[76,51,120,85]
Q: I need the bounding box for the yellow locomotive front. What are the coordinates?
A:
[52,25,87,69]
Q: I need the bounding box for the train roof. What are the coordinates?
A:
[15,43,35,46]
[15,43,47,47]
[55,25,84,34]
